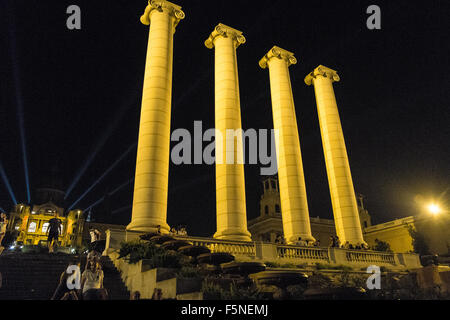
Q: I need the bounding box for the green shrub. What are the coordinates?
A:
[229,282,268,300]
[307,272,334,289]
[176,266,200,279]
[147,251,185,268]
[202,279,231,300]
[202,280,268,300]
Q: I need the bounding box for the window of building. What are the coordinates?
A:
[364,221,368,228]
[265,181,269,190]
[264,205,269,215]
[42,222,49,233]
[275,204,281,214]
[28,222,37,233]
[270,180,276,190]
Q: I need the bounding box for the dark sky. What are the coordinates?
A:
[1,0,449,236]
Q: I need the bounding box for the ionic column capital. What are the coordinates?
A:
[140,0,185,27]
[304,65,340,86]
[204,23,246,49]
[259,46,297,69]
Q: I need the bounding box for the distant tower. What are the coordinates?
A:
[260,177,282,217]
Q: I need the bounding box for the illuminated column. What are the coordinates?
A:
[305,65,366,245]
[259,46,315,244]
[127,1,185,233]
[205,24,251,241]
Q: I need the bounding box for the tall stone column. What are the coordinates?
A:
[305,65,366,245]
[205,24,251,241]
[127,1,185,233]
[259,46,315,244]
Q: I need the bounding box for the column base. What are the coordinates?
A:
[214,229,252,242]
[126,218,170,235]
[286,234,316,245]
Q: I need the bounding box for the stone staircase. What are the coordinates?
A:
[0,252,129,300]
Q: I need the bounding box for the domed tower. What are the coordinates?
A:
[260,177,282,217]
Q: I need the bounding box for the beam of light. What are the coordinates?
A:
[17,101,31,203]
[111,205,132,215]
[83,177,134,212]
[67,143,137,211]
[0,162,17,205]
[6,5,31,203]
[65,90,139,199]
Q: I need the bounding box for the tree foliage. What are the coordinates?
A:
[406,225,431,256]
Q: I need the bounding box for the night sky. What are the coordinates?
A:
[1,0,449,236]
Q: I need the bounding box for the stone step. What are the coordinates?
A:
[0,253,130,300]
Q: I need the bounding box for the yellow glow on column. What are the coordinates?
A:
[305,65,366,245]
[127,1,185,233]
[205,24,251,241]
[259,46,315,244]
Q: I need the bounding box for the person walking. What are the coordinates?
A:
[89,228,101,252]
[47,212,62,253]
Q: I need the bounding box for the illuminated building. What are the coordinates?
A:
[6,185,84,248]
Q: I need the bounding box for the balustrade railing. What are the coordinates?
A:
[345,250,396,265]
[176,236,256,257]
[277,245,330,262]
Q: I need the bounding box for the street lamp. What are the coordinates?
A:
[427,203,442,215]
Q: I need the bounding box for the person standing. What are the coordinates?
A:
[81,260,108,300]
[89,228,101,251]
[47,212,62,253]
[0,213,8,255]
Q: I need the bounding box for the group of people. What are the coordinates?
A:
[51,228,108,300]
[274,235,321,247]
[295,237,321,247]
[273,234,370,250]
[329,235,369,250]
[169,225,187,236]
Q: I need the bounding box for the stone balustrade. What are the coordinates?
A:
[104,228,421,270]
[277,245,330,262]
[177,235,256,257]
[345,250,396,265]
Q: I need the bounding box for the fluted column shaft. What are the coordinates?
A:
[128,1,184,233]
[305,65,366,245]
[259,47,315,244]
[205,24,251,241]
